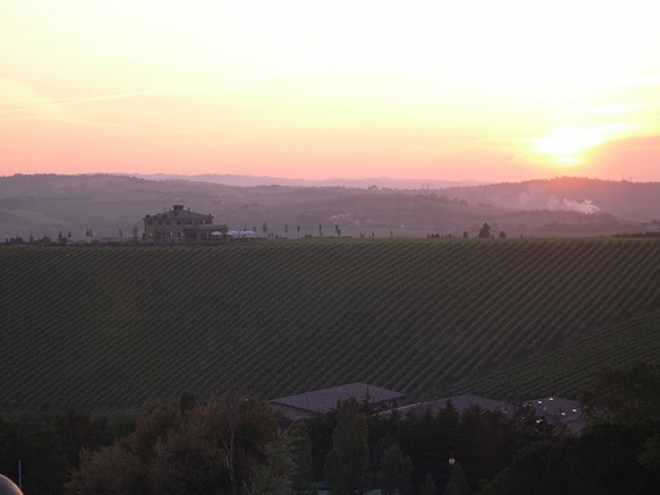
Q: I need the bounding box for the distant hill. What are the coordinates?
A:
[135,173,479,189]
[0,174,656,241]
[441,176,660,222]
[1,238,659,412]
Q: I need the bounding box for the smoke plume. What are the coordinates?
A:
[516,189,601,215]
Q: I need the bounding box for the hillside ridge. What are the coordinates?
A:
[2,238,659,412]
[1,174,657,241]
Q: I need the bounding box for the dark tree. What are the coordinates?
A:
[482,421,660,495]
[420,473,439,495]
[288,421,315,493]
[639,431,660,470]
[378,444,413,495]
[396,403,459,493]
[244,429,297,495]
[478,223,491,238]
[323,398,370,494]
[579,360,660,425]
[0,409,132,495]
[443,462,469,495]
[67,396,277,495]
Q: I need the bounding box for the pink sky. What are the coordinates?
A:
[2,1,660,183]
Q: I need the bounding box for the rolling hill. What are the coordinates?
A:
[442,176,660,222]
[2,237,659,412]
[0,174,653,241]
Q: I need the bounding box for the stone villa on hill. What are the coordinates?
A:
[143,204,227,243]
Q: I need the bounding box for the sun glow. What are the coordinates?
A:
[535,128,606,155]
[533,123,631,164]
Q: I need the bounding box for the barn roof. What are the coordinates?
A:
[270,383,405,414]
[395,394,514,417]
[393,394,584,433]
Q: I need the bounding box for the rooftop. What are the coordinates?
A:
[143,204,213,221]
[270,383,405,414]
[396,394,513,417]
[394,394,584,433]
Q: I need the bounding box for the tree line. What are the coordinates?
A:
[1,361,659,494]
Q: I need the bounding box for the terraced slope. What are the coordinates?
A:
[452,309,660,400]
[1,238,659,411]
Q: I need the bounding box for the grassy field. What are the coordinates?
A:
[1,237,659,412]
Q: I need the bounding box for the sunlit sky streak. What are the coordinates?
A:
[1,1,660,183]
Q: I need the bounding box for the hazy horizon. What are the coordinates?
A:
[2,1,660,183]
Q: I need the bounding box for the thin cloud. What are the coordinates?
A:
[0,77,63,119]
[559,102,651,116]
[0,78,137,129]
[0,66,318,118]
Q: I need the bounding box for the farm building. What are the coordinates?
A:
[395,394,514,418]
[227,229,257,240]
[524,396,583,434]
[394,394,583,434]
[142,204,227,243]
[270,383,405,421]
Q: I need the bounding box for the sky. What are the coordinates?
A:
[2,1,660,183]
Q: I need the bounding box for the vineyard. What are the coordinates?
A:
[1,238,660,412]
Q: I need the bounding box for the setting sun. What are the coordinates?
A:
[533,123,631,165]
[535,128,607,156]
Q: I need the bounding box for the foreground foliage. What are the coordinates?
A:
[5,365,660,495]
[481,359,660,495]
[481,421,660,495]
[66,395,276,495]
[0,410,134,495]
[579,360,660,425]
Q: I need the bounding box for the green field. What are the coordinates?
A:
[1,238,659,412]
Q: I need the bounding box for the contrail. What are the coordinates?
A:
[0,66,317,116]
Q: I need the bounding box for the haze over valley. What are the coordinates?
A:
[2,174,659,243]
